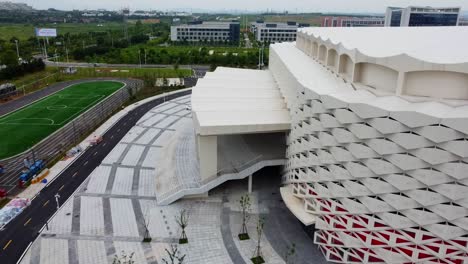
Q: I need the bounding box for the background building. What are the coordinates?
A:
[250,21,309,43]
[321,16,385,27]
[170,21,240,43]
[384,6,461,26]
[459,18,468,26]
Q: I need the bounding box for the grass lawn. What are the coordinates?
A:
[0,22,128,41]
[0,81,124,159]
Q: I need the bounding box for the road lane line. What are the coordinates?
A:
[43,200,49,207]
[72,172,78,178]
[94,151,98,156]
[24,218,32,226]
[3,240,12,250]
[117,129,120,132]
[103,143,107,147]
[59,185,65,191]
[123,122,127,126]
[84,161,89,166]
[111,135,114,139]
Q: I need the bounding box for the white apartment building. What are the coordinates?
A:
[170,21,240,42]
[250,22,305,43]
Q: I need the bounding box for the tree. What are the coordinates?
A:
[175,209,189,244]
[162,244,186,264]
[141,210,152,242]
[1,50,17,66]
[251,217,265,264]
[113,251,135,264]
[239,194,251,240]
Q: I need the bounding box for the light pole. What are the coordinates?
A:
[65,46,69,63]
[14,39,20,61]
[54,193,61,210]
[144,49,147,65]
[138,50,142,68]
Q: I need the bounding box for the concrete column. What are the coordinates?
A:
[396,71,406,96]
[197,135,218,182]
[248,175,252,193]
[352,62,361,83]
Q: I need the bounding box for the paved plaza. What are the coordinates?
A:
[18,95,327,264]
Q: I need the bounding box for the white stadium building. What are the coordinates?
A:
[162,26,468,263]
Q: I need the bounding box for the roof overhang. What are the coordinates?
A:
[192,67,291,136]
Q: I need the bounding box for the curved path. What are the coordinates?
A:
[0,89,191,263]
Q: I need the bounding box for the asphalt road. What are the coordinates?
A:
[0,90,191,263]
[44,60,211,72]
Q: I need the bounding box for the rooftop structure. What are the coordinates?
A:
[384,6,461,27]
[170,21,240,43]
[321,16,385,27]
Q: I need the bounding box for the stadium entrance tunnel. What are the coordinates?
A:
[197,132,287,185]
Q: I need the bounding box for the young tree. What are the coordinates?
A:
[175,209,189,244]
[141,210,152,242]
[251,217,265,264]
[284,243,297,264]
[239,194,251,240]
[162,244,186,264]
[113,250,135,264]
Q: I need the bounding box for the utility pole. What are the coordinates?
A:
[65,47,69,63]
[144,49,147,65]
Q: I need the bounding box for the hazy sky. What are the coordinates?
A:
[9,0,468,13]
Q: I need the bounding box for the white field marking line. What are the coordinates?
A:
[0,92,104,127]
[0,118,55,126]
[0,92,93,124]
[56,95,105,126]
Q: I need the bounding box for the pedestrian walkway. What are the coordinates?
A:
[18,95,328,264]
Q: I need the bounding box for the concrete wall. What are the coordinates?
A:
[338,54,354,81]
[197,135,218,182]
[355,63,399,93]
[405,71,468,99]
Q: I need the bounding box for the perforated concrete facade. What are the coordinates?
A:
[271,37,468,263]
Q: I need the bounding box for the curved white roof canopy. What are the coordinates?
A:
[300,26,468,65]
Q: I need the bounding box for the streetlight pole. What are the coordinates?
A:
[138,50,142,68]
[144,49,147,65]
[66,47,69,63]
[54,193,61,210]
[14,40,20,61]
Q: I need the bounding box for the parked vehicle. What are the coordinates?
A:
[18,160,45,187]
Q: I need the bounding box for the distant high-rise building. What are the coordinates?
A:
[384,6,461,27]
[321,16,385,27]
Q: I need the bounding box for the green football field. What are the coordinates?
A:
[0,81,124,159]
